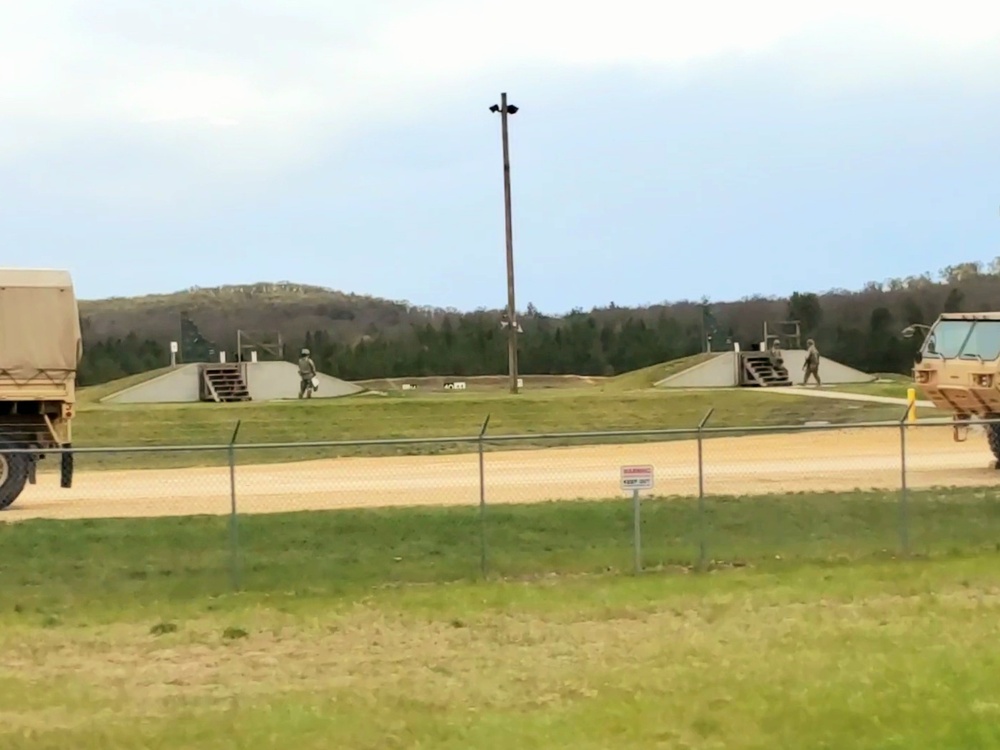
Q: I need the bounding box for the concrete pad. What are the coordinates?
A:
[244,361,364,401]
[655,353,737,388]
[654,349,874,389]
[100,361,364,404]
[100,364,200,404]
[777,350,875,385]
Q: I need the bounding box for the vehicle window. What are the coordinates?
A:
[962,321,1000,360]
[925,320,972,358]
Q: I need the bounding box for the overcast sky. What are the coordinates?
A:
[2,1,1000,312]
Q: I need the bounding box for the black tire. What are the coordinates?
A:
[0,439,29,510]
[988,423,1000,465]
[60,447,73,489]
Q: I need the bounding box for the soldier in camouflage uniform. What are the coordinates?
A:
[802,339,821,386]
[298,348,317,399]
[768,339,783,369]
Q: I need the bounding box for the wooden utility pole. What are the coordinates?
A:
[491,92,520,394]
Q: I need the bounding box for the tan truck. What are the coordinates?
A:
[911,311,1000,460]
[0,268,82,509]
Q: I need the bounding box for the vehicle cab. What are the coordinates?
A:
[913,312,1000,436]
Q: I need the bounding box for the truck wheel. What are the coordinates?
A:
[60,447,73,489]
[988,423,1000,467]
[0,439,29,510]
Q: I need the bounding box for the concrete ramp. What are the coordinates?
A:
[101,362,364,404]
[655,353,738,388]
[101,364,201,404]
[776,350,875,385]
[654,349,873,389]
[243,361,364,401]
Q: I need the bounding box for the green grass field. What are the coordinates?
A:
[597,352,718,390]
[63,377,934,472]
[836,381,924,399]
[2,488,999,748]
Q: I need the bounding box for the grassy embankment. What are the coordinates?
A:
[66,361,933,471]
[1,486,998,748]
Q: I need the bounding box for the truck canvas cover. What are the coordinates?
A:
[0,268,82,382]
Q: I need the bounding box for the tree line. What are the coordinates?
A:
[76,259,1000,387]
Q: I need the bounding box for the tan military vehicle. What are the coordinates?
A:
[0,268,82,509]
[911,311,1000,459]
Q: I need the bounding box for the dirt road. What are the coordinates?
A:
[3,424,998,522]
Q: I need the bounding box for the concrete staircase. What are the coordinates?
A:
[740,352,793,387]
[199,364,252,403]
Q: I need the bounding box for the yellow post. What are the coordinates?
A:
[907,387,917,423]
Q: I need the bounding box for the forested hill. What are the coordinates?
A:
[77,260,998,386]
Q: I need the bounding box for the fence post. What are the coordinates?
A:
[228,420,242,591]
[632,487,642,575]
[898,408,909,558]
[697,408,715,572]
[478,414,491,579]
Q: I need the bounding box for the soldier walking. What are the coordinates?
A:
[802,339,821,386]
[298,348,317,398]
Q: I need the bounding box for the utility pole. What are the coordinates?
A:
[490,93,520,394]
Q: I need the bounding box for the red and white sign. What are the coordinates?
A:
[620,464,654,491]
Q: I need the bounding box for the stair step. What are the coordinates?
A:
[198,364,253,403]
[741,355,792,387]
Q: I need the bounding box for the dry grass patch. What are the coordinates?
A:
[5,581,1000,747]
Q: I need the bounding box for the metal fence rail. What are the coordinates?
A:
[2,412,999,593]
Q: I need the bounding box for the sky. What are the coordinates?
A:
[2,0,1000,314]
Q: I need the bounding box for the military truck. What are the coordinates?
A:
[911,311,1000,460]
[0,268,82,509]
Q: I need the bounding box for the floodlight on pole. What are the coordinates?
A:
[902,323,932,340]
[490,92,520,394]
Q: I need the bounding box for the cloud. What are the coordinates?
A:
[2,0,999,207]
[358,0,1000,77]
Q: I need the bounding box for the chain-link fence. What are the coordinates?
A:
[2,413,999,595]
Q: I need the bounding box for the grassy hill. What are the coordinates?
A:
[74,261,1000,389]
[79,265,1000,351]
[601,353,718,391]
[58,379,936,472]
[77,367,175,404]
[78,282,446,347]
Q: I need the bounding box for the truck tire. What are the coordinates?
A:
[0,439,29,510]
[988,423,1000,466]
[60,447,73,489]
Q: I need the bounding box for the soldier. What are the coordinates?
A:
[298,348,317,399]
[802,338,821,386]
[768,339,783,369]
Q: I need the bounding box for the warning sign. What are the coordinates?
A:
[620,464,654,492]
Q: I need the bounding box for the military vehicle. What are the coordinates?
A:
[910,311,1000,461]
[0,268,82,509]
